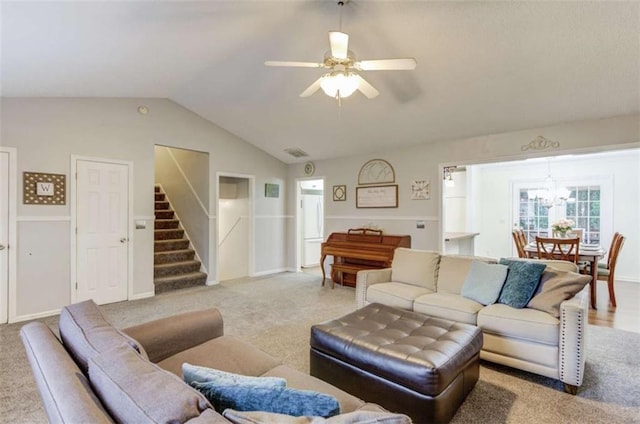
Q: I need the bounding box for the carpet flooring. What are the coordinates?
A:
[1,272,639,423]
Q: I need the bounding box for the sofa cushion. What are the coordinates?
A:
[437,255,497,294]
[192,382,340,418]
[366,282,433,311]
[460,261,509,305]
[222,409,412,424]
[158,335,282,378]
[527,269,591,318]
[183,363,287,387]
[497,259,546,308]
[59,299,147,373]
[391,248,440,290]
[88,344,212,424]
[477,304,559,345]
[413,292,483,325]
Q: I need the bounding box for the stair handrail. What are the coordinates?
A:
[218,216,243,247]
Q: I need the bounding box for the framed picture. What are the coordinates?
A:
[333,185,346,201]
[358,159,395,185]
[264,183,279,198]
[23,172,66,205]
[411,179,430,200]
[356,184,398,208]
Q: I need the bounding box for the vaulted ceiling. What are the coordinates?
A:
[2,1,638,163]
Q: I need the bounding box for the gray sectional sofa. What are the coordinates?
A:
[21,300,396,423]
[355,248,592,394]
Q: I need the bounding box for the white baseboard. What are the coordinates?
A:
[10,308,62,324]
[206,279,219,286]
[252,268,295,277]
[129,291,155,301]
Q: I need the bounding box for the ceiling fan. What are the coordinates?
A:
[264,0,417,101]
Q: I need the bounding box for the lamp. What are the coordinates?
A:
[527,161,574,208]
[320,65,359,99]
[443,166,456,188]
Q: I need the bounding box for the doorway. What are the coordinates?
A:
[297,179,324,270]
[71,156,132,305]
[217,174,253,281]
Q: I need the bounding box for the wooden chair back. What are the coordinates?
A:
[599,233,625,307]
[606,232,621,269]
[512,229,528,258]
[604,233,625,276]
[535,236,581,264]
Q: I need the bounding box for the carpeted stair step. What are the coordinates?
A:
[155,192,165,201]
[155,210,175,220]
[154,249,196,265]
[154,228,184,241]
[154,239,190,252]
[155,186,160,193]
[154,272,207,294]
[154,260,201,278]
[155,201,170,210]
[154,219,180,230]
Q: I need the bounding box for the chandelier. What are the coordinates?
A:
[528,162,573,208]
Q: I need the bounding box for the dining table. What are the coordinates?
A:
[524,242,606,310]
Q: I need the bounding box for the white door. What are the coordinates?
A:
[76,159,129,304]
[0,151,9,323]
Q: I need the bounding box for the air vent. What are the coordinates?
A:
[284,148,309,158]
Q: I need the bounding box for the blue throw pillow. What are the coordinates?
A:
[182,363,287,388]
[192,382,341,418]
[461,261,509,305]
[497,259,546,308]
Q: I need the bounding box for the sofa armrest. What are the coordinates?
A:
[355,268,392,309]
[20,322,114,424]
[558,286,589,391]
[123,309,224,363]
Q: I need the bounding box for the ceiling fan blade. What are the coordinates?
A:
[355,75,379,99]
[329,31,349,60]
[355,58,417,71]
[265,61,324,68]
[299,76,324,98]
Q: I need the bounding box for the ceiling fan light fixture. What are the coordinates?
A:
[320,71,359,98]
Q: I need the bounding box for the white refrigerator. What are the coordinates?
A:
[302,193,324,267]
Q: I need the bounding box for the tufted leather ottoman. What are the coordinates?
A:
[310,303,482,424]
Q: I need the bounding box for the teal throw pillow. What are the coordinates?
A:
[461,261,509,305]
[192,382,340,418]
[497,259,546,308]
[182,363,287,388]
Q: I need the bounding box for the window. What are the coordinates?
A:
[513,177,611,251]
[565,186,600,245]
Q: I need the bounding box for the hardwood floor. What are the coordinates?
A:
[589,279,640,334]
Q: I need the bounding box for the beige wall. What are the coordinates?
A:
[1,97,288,321]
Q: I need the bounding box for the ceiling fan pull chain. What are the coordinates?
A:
[338,1,344,32]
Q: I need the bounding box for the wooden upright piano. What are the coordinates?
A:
[320,228,411,288]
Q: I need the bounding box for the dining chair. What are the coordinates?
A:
[535,236,581,264]
[594,233,625,307]
[512,229,528,258]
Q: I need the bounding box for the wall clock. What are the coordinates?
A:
[358,159,395,185]
[303,161,315,176]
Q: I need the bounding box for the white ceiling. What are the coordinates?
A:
[2,1,639,164]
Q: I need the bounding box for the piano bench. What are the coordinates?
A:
[330,263,373,289]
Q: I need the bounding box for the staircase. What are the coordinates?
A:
[154,186,207,294]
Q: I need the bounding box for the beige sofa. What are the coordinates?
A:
[355,248,590,394]
[21,300,395,423]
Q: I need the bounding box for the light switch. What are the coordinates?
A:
[135,220,146,230]
[416,220,425,229]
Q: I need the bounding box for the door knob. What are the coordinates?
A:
[120,238,128,243]
[0,244,5,250]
